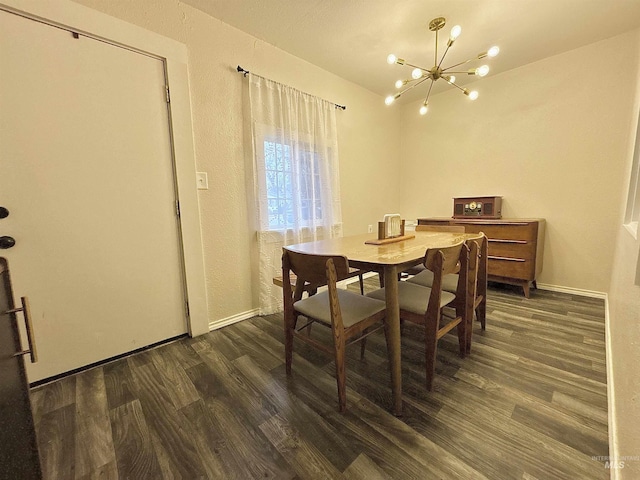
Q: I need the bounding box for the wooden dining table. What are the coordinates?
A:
[283,230,477,416]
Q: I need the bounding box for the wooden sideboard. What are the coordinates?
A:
[417,218,546,297]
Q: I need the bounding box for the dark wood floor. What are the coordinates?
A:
[30,279,609,479]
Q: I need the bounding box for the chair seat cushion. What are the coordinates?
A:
[406,270,459,293]
[366,282,456,315]
[294,289,386,328]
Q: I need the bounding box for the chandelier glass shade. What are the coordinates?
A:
[385,17,499,115]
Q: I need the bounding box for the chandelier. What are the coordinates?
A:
[385,17,499,115]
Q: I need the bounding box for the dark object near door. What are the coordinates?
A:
[0,257,42,479]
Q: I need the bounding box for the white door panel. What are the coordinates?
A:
[0,11,186,381]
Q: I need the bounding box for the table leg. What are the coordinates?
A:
[383,264,402,416]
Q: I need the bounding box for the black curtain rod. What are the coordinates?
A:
[236,66,346,111]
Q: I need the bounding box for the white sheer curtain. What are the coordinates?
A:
[248,73,343,315]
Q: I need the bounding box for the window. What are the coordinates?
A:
[264,140,323,230]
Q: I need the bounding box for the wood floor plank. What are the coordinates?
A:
[37,404,76,480]
[74,368,116,478]
[194,339,279,426]
[179,399,239,479]
[75,460,119,480]
[436,402,605,479]
[103,359,137,410]
[259,414,345,479]
[149,347,200,410]
[233,353,360,472]
[203,396,296,479]
[342,453,393,480]
[30,375,76,426]
[126,361,208,479]
[109,399,163,479]
[511,404,609,459]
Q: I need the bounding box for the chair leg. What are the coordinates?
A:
[476,299,486,330]
[284,314,295,375]
[333,334,347,412]
[424,316,439,391]
[457,321,467,358]
[358,274,364,295]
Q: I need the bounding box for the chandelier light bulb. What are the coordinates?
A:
[395,80,404,89]
[411,68,423,79]
[469,90,479,100]
[488,46,500,57]
[385,95,395,105]
[449,75,456,83]
[476,65,490,77]
[450,25,462,40]
[419,103,428,115]
[387,54,397,65]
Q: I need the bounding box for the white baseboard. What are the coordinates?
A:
[535,282,607,299]
[604,295,621,478]
[208,308,260,331]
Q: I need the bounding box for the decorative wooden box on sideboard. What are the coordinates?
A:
[417,218,546,297]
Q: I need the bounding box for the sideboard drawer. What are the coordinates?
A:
[417,217,545,297]
[487,239,535,260]
[488,256,535,280]
[454,222,537,241]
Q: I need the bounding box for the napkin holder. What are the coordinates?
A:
[365,215,414,245]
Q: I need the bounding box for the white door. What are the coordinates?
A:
[0,11,187,381]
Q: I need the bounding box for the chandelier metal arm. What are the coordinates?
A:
[442,57,477,71]
[445,70,477,75]
[434,27,439,67]
[437,44,452,70]
[423,79,435,105]
[398,76,431,97]
[402,61,428,71]
[446,80,467,93]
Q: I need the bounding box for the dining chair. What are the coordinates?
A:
[282,249,387,412]
[366,241,468,390]
[406,233,487,352]
[403,225,466,276]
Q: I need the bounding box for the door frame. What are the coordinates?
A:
[0,0,209,336]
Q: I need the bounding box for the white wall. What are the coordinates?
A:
[399,31,640,293]
[72,0,401,324]
[607,30,640,480]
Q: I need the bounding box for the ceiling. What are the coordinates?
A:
[181,0,640,104]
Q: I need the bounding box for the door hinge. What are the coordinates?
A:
[184,301,190,318]
[175,200,181,218]
[165,86,170,103]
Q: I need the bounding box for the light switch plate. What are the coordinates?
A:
[196,172,208,190]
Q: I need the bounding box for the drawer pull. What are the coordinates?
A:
[488,255,526,262]
[488,239,527,244]
[3,297,38,363]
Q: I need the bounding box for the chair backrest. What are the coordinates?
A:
[282,249,350,300]
[284,250,350,286]
[416,225,466,233]
[422,241,467,320]
[459,232,485,296]
[423,242,465,277]
[282,249,350,330]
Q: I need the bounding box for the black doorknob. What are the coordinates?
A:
[0,236,16,249]
[0,207,8,219]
